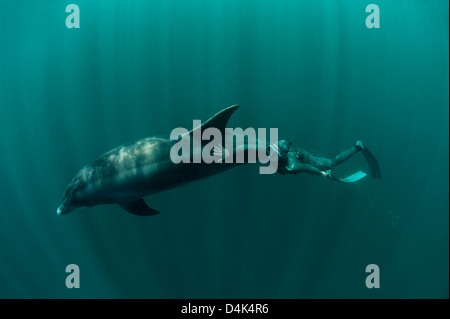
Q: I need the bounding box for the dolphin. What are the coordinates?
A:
[57,105,268,216]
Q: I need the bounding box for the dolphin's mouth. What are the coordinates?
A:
[56,204,85,215]
[57,205,64,215]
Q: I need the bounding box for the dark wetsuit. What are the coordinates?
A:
[275,140,361,178]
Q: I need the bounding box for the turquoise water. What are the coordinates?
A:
[0,0,448,298]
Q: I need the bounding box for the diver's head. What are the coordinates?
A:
[266,140,292,159]
[277,140,292,155]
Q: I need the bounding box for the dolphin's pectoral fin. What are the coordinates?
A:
[118,199,160,216]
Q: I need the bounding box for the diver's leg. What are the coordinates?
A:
[286,162,342,181]
[286,162,324,176]
[333,146,359,165]
[310,141,364,170]
[283,156,345,181]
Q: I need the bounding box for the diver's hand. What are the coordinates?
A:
[322,170,332,179]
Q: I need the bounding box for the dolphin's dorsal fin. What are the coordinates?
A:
[189,105,239,137]
[119,199,160,216]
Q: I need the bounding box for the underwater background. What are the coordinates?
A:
[0,0,448,298]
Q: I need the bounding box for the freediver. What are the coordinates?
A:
[272,140,381,183]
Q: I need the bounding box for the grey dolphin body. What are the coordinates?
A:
[57,105,255,216]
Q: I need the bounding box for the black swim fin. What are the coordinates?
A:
[119,199,160,216]
[363,149,382,179]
